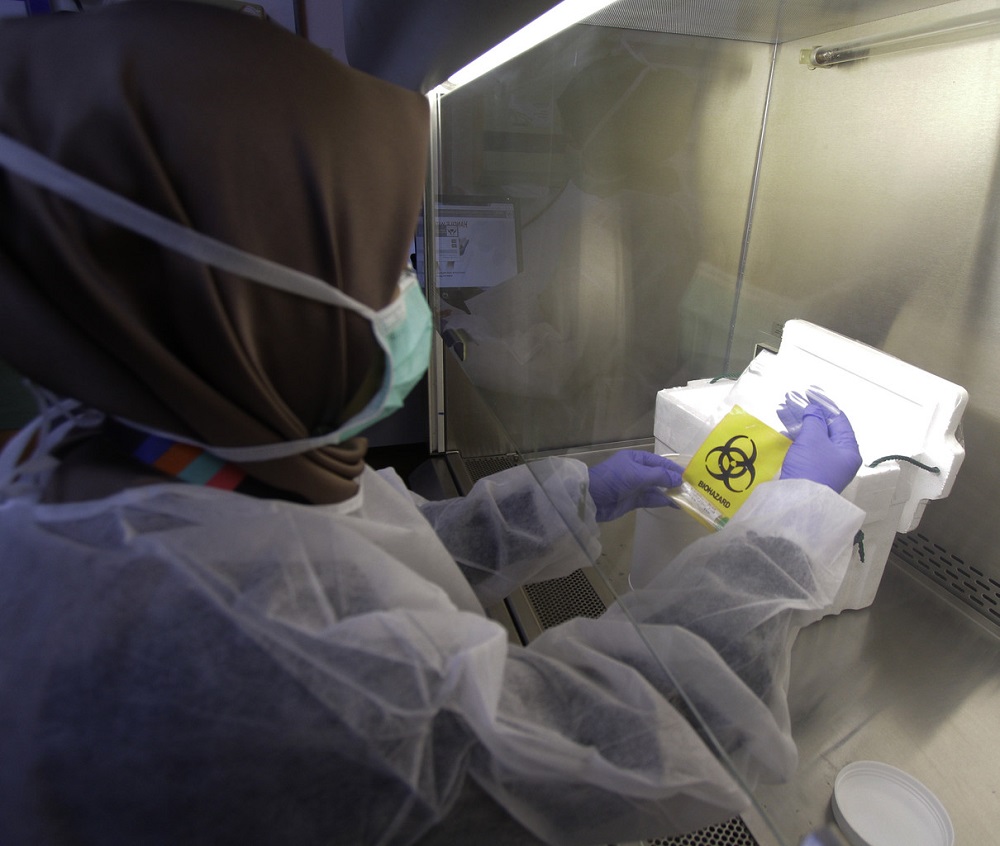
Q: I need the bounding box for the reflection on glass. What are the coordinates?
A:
[431,26,765,452]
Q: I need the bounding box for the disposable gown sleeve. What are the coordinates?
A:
[415,457,602,607]
[0,477,863,846]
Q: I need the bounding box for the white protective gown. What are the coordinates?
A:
[0,453,863,846]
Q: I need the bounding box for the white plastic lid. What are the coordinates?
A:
[832,761,954,846]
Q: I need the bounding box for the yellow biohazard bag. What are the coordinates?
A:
[670,405,792,530]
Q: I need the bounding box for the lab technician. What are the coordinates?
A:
[0,4,865,845]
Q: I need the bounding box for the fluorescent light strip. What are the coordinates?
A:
[804,8,1000,68]
[428,0,619,96]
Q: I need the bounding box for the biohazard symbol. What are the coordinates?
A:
[705,435,758,494]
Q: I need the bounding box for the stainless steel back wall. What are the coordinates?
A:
[728,0,1000,590]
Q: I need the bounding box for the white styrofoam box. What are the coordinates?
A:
[634,320,968,614]
[633,434,904,613]
[630,472,712,592]
[652,378,731,461]
[828,463,902,613]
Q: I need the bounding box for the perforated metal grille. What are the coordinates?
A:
[893,532,1000,629]
[642,816,759,845]
[464,454,522,482]
[522,569,607,628]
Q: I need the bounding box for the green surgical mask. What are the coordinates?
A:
[334,267,432,442]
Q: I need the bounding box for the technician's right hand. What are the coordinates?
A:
[588,450,684,523]
[779,403,862,494]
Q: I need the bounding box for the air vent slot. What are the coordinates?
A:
[893,532,1000,629]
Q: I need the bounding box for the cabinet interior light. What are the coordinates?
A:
[428,0,619,97]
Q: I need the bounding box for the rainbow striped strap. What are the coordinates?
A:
[110,424,247,491]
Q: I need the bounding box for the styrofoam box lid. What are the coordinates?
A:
[734,321,967,532]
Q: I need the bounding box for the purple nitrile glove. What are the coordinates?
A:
[776,387,843,438]
[779,403,862,493]
[588,450,684,523]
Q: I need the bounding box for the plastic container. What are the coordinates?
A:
[832,761,954,846]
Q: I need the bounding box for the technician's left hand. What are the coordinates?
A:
[780,403,863,493]
[588,450,684,523]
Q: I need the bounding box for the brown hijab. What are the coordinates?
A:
[0,1,429,503]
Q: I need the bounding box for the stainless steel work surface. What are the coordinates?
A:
[748,557,1000,845]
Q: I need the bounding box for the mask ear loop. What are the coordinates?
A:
[0,384,104,498]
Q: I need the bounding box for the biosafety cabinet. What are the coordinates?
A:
[417,1,1000,844]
